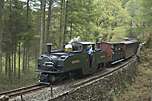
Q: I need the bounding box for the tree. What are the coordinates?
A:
[97,0,131,41]
[0,0,4,73]
[141,0,152,47]
[59,0,67,47]
[64,0,98,41]
[39,0,46,54]
[142,0,152,26]
[46,0,53,43]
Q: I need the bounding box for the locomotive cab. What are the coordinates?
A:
[70,42,106,75]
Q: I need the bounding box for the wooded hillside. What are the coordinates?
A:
[0,0,151,92]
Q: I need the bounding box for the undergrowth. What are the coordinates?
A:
[115,49,152,101]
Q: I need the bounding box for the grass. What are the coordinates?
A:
[115,49,152,101]
[0,58,38,93]
[0,70,38,93]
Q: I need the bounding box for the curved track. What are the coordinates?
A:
[0,84,47,98]
[0,56,137,100]
[71,58,131,88]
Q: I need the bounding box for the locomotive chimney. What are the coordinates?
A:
[46,43,52,53]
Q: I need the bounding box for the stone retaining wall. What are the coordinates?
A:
[50,58,138,101]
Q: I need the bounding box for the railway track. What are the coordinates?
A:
[0,56,137,101]
[71,59,130,88]
[0,84,47,98]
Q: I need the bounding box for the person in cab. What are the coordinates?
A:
[86,45,93,67]
[65,43,73,52]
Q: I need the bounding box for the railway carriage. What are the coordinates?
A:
[122,40,139,59]
[96,39,139,65]
[97,42,125,64]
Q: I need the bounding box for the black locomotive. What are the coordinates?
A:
[37,39,139,84]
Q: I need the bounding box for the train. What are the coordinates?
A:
[37,39,139,84]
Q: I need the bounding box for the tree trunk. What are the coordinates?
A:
[25,47,29,70]
[5,53,8,76]
[8,0,12,80]
[69,22,72,40]
[0,53,2,74]
[69,2,72,40]
[0,0,4,74]
[59,0,65,48]
[40,0,46,54]
[8,54,12,82]
[63,0,68,43]
[43,0,46,45]
[26,0,30,25]
[22,45,26,72]
[13,47,16,77]
[11,50,14,74]
[24,0,30,72]
[18,42,21,79]
[60,0,68,47]
[27,51,30,69]
[46,0,53,43]
[34,48,37,69]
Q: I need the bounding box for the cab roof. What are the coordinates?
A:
[121,40,138,44]
[101,41,123,45]
[73,41,95,45]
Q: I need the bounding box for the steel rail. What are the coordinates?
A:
[50,56,137,100]
[0,84,47,98]
[71,56,136,88]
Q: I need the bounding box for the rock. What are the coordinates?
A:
[0,95,9,101]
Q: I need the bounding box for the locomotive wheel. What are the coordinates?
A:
[106,62,111,68]
[68,69,82,79]
[50,75,56,83]
[68,72,73,79]
[97,63,105,70]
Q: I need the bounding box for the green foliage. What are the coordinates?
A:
[142,0,152,25]
[0,0,151,92]
[95,0,130,41]
[64,0,131,42]
[65,0,98,41]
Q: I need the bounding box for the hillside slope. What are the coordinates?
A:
[116,49,152,101]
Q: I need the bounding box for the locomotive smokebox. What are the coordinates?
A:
[46,43,52,53]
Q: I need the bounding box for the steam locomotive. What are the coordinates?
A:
[37,40,139,84]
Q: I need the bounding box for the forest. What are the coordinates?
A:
[0,0,151,94]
